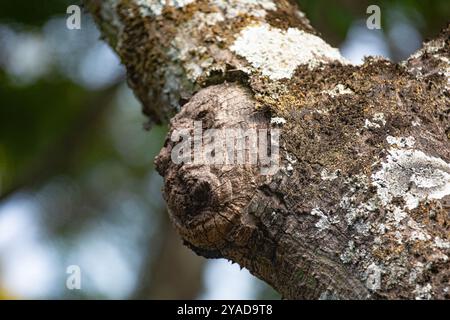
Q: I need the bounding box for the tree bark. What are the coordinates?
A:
[86,0,450,299]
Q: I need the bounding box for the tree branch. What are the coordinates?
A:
[87,0,450,299]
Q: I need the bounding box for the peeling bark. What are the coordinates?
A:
[86,0,450,299]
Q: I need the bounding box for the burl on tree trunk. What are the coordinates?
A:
[86,0,450,299]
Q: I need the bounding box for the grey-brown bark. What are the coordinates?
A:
[86,0,450,299]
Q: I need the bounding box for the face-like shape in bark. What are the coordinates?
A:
[155,83,271,253]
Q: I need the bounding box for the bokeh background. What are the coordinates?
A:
[0,0,448,299]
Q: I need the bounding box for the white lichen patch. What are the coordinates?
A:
[285,163,294,173]
[372,148,450,210]
[364,120,378,129]
[212,0,276,18]
[392,206,407,224]
[405,38,449,90]
[134,0,196,16]
[386,135,415,148]
[190,11,226,28]
[167,11,225,81]
[373,113,386,124]
[285,152,297,164]
[340,240,368,265]
[409,262,424,284]
[310,208,339,231]
[364,113,386,129]
[320,168,339,181]
[405,218,433,244]
[378,205,420,245]
[338,174,377,227]
[325,84,354,97]
[365,263,382,291]
[410,230,431,242]
[270,117,286,125]
[434,237,450,249]
[340,240,355,264]
[411,119,421,127]
[437,56,450,89]
[414,283,433,300]
[230,23,346,80]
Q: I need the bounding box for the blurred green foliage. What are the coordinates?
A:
[299,0,449,45]
[0,0,77,27]
[0,71,86,190]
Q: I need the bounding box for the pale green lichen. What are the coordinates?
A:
[371,147,450,210]
[364,113,386,129]
[230,23,346,80]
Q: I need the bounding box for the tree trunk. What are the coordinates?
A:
[86,0,450,299]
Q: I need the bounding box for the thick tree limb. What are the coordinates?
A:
[86,0,450,299]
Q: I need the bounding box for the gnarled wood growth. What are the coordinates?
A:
[86,0,450,299]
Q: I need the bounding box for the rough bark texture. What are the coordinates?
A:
[86,0,450,299]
